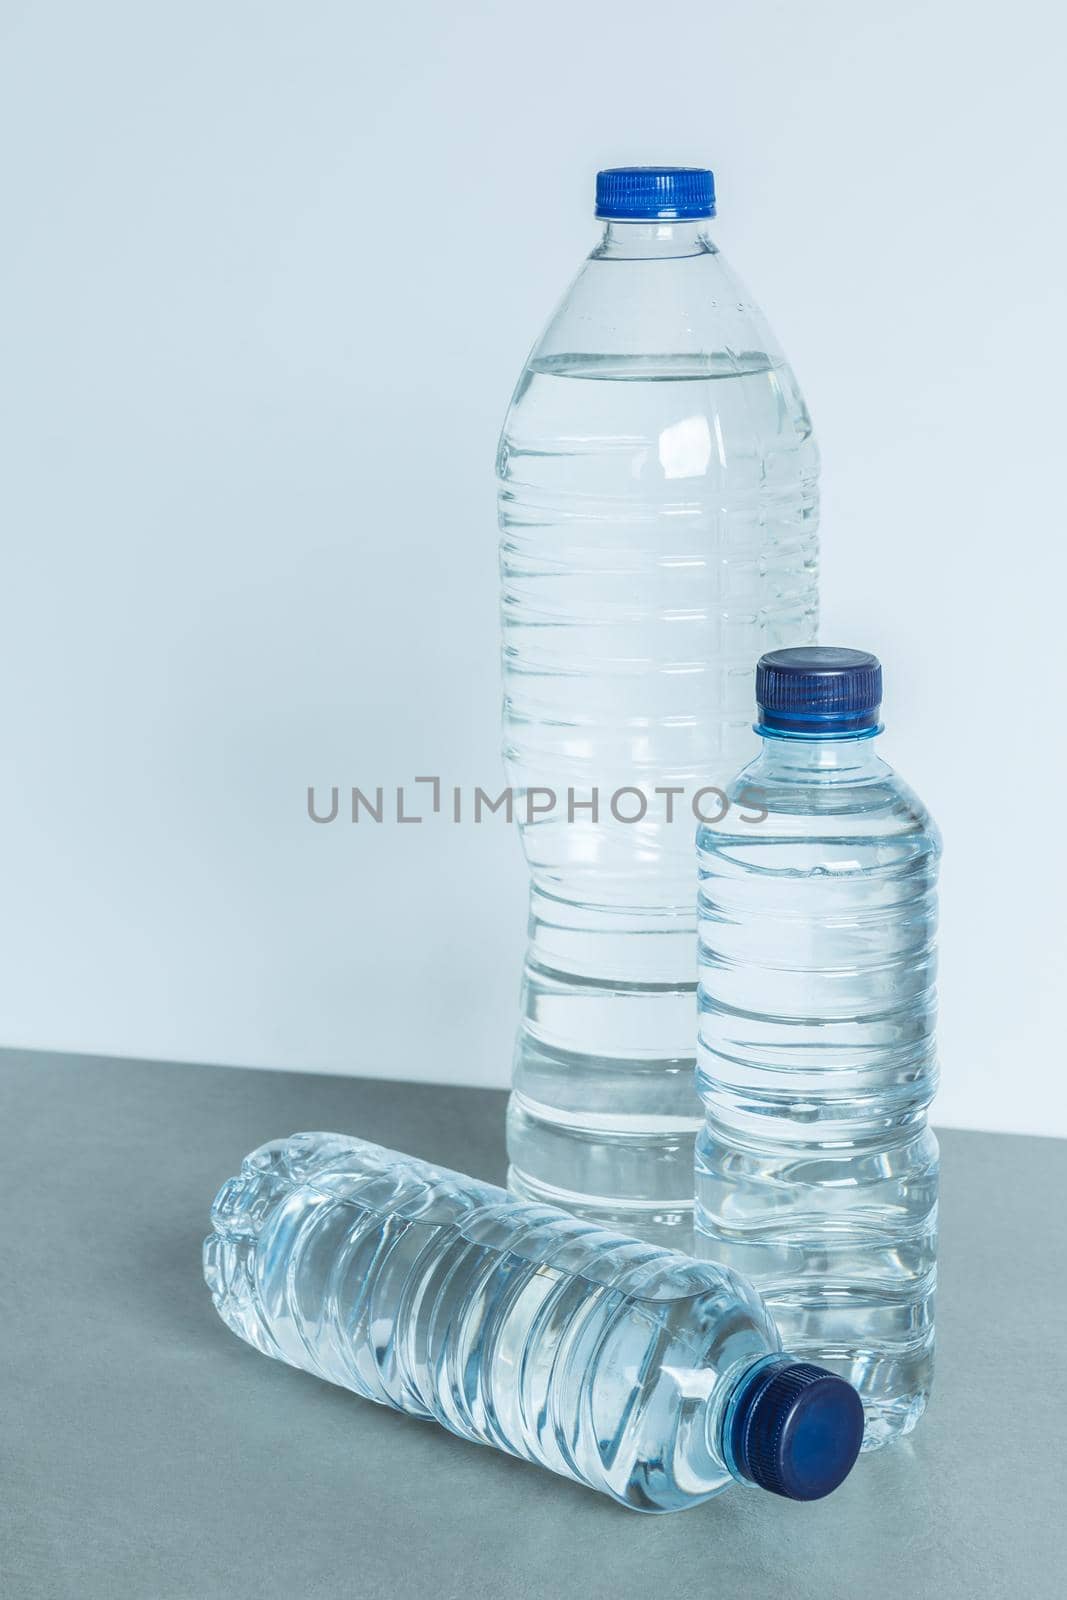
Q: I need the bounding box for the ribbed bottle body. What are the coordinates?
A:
[694,739,940,1448]
[204,1132,782,1511]
[499,224,818,1244]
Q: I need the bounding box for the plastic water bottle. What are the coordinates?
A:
[694,648,940,1449]
[498,167,819,1244]
[205,1131,863,1511]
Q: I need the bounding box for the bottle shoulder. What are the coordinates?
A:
[518,247,792,375]
[698,756,941,855]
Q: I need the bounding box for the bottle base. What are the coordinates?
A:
[760,1341,933,1452]
[858,1388,930,1451]
[694,1123,938,1451]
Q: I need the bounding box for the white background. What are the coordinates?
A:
[2,1,1064,1136]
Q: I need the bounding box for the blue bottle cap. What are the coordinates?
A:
[731,1360,865,1501]
[756,646,883,736]
[595,167,716,220]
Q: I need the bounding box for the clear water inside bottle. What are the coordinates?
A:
[694,730,940,1448]
[204,1132,788,1511]
[499,222,818,1243]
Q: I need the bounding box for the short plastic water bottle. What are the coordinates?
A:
[205,1131,863,1511]
[499,167,819,1245]
[694,648,940,1449]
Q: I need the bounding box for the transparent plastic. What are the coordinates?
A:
[498,217,819,1244]
[694,729,940,1448]
[205,1131,811,1512]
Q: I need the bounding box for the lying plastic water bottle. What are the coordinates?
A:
[694,648,940,1449]
[205,1131,863,1511]
[498,166,819,1244]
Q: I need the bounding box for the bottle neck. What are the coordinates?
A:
[752,728,887,780]
[592,219,715,260]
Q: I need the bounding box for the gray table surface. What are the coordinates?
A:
[2,1050,1064,1600]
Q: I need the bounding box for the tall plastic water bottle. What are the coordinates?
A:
[694,648,940,1448]
[498,167,819,1243]
[205,1131,864,1511]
